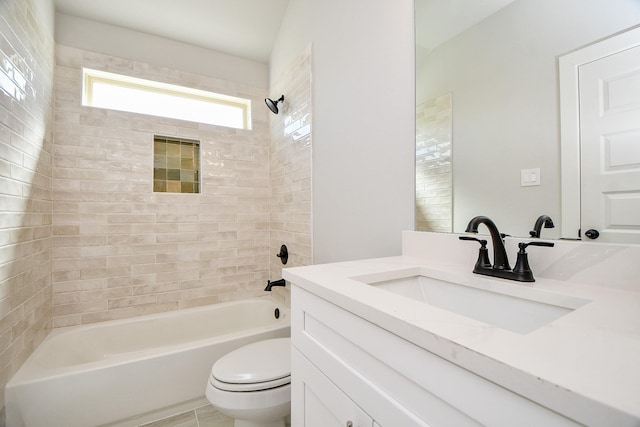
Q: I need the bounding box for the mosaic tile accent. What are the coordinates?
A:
[153,136,200,193]
[416,93,453,233]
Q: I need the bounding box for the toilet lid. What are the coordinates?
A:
[211,338,291,388]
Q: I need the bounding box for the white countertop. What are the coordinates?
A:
[283,232,640,426]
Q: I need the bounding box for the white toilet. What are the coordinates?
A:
[205,337,291,427]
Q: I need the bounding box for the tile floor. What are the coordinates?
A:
[138,405,232,427]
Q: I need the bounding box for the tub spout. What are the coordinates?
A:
[264,279,286,291]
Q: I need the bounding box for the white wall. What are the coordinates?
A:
[55,13,269,89]
[271,0,416,263]
[417,0,640,237]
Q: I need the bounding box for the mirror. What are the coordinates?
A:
[415,0,640,238]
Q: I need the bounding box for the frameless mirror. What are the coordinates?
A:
[415,0,640,238]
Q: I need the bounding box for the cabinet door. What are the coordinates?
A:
[292,348,373,427]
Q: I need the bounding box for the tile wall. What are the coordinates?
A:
[53,45,273,327]
[415,93,452,233]
[0,0,55,416]
[269,48,312,305]
[0,14,312,422]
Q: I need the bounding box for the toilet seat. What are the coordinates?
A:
[209,373,291,392]
[209,337,291,392]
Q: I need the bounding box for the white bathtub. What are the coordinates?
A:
[5,297,290,427]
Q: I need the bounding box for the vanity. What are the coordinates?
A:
[283,231,640,426]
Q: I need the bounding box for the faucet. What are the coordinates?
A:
[529,215,554,238]
[264,279,286,291]
[464,216,511,270]
[460,215,554,282]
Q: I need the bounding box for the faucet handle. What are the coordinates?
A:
[459,236,492,269]
[513,241,555,282]
[519,241,555,250]
[459,236,485,243]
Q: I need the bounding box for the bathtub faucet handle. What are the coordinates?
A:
[264,279,286,291]
[276,244,288,264]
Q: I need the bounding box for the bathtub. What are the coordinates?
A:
[5,297,290,427]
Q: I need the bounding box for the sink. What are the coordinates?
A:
[357,271,590,334]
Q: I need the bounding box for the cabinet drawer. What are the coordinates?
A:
[292,286,580,427]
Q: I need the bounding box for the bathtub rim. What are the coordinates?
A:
[7,296,290,386]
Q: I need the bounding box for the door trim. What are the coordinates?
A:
[559,25,640,239]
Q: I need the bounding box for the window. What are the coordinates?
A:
[153,136,200,193]
[82,68,251,129]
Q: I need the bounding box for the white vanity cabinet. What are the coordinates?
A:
[290,285,582,427]
[291,285,427,427]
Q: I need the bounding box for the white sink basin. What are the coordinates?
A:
[357,271,590,334]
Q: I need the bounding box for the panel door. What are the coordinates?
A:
[579,44,640,243]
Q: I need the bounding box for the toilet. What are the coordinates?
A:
[206,337,291,427]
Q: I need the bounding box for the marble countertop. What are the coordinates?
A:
[283,250,640,426]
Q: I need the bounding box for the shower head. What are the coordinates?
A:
[265,95,284,114]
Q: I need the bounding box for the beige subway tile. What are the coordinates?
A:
[131,242,178,255]
[51,270,80,283]
[157,269,199,284]
[107,275,132,288]
[132,281,180,296]
[52,278,107,293]
[108,294,157,309]
[80,268,108,280]
[131,274,155,286]
[131,262,177,276]
[107,254,154,267]
[53,300,107,317]
[80,307,136,324]
[52,314,82,328]
[156,290,186,304]
[79,245,128,257]
[52,257,106,271]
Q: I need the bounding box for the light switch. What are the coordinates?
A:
[521,168,540,186]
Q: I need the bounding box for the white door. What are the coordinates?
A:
[579,45,640,243]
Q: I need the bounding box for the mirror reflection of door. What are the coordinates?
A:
[579,45,640,243]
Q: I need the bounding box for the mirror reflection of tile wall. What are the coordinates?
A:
[153,136,200,193]
[415,93,452,232]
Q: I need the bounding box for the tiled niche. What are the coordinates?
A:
[153,136,200,193]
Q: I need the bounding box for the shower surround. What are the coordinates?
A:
[52,45,311,327]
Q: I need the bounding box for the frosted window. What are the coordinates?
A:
[83,68,251,130]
